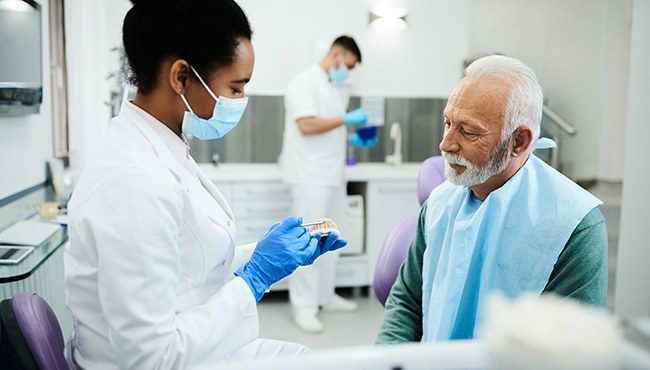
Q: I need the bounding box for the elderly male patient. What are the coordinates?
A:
[376,55,607,343]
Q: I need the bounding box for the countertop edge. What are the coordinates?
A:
[198,163,422,183]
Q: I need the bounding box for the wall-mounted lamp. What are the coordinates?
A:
[368,8,408,30]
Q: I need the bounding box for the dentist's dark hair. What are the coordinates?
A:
[123,0,253,94]
[332,35,362,64]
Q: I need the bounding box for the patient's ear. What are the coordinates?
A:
[511,126,534,157]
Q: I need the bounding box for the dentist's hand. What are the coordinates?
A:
[235,216,320,302]
[344,108,368,125]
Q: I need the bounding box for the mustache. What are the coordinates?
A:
[441,151,474,167]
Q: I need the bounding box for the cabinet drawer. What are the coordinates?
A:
[231,199,292,219]
[233,183,291,200]
[334,255,369,287]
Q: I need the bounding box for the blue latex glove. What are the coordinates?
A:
[349,132,378,148]
[235,216,321,302]
[344,108,368,125]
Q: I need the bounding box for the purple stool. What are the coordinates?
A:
[373,155,447,306]
[0,292,68,369]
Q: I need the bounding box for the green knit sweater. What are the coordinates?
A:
[376,205,608,344]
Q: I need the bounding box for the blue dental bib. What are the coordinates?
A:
[421,154,601,341]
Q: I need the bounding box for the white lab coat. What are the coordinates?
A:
[64,103,260,369]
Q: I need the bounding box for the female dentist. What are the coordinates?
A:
[63,0,346,368]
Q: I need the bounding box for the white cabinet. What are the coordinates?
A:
[334,254,368,287]
[364,180,421,283]
[229,182,292,245]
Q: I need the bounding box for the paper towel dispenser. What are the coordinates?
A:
[0,0,42,116]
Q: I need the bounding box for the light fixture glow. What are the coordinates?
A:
[369,7,408,30]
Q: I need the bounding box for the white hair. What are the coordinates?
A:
[465,55,543,152]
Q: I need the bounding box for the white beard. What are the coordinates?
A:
[442,137,512,187]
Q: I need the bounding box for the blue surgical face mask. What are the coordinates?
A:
[329,62,350,85]
[180,66,249,140]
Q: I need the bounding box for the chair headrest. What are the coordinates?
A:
[417,155,446,206]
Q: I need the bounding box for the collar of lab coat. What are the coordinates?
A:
[118,102,236,228]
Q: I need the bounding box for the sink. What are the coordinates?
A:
[385,121,403,166]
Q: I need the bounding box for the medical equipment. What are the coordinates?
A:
[0,220,61,246]
[305,218,340,238]
[0,246,33,264]
[349,129,377,148]
[300,220,326,228]
[356,126,377,140]
[342,195,364,255]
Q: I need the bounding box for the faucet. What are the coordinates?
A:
[385,121,402,166]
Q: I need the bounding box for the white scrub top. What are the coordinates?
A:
[279,64,348,186]
[64,102,258,369]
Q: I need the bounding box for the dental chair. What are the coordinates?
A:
[0,292,69,370]
[373,155,446,306]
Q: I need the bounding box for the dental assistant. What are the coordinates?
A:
[63,0,346,368]
[278,36,372,333]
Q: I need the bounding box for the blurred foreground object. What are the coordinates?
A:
[483,293,621,370]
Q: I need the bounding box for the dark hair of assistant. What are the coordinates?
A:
[332,35,362,64]
[123,0,253,94]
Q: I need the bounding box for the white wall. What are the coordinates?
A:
[614,0,650,319]
[0,0,53,200]
[468,0,631,181]
[238,0,470,98]
[65,0,130,176]
[67,0,633,183]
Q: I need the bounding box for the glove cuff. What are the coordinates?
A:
[234,263,268,302]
